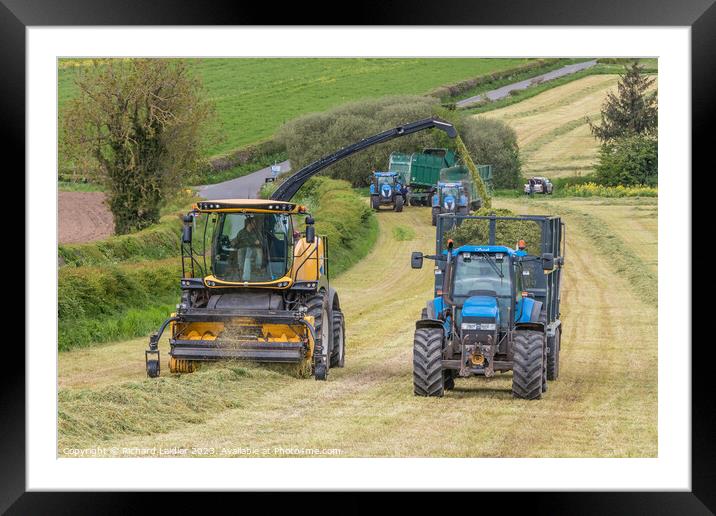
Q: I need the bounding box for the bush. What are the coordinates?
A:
[458,117,522,189]
[560,182,657,197]
[595,134,657,187]
[276,96,450,187]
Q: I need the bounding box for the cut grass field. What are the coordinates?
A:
[58,58,531,157]
[478,74,658,179]
[58,196,657,457]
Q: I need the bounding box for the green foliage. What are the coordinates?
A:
[588,62,658,143]
[60,59,218,234]
[595,134,658,187]
[59,215,183,267]
[445,207,542,252]
[58,259,182,350]
[457,117,522,189]
[277,96,449,187]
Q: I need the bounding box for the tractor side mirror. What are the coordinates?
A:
[542,253,555,271]
[411,252,424,269]
[182,215,192,243]
[305,216,316,244]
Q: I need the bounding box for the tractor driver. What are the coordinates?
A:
[232,216,268,280]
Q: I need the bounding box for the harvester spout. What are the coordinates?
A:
[270,117,458,202]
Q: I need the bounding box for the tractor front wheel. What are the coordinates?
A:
[413,327,445,397]
[431,207,440,226]
[371,195,380,211]
[395,195,404,212]
[330,309,345,368]
[512,330,545,399]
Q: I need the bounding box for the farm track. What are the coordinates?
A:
[58,198,657,457]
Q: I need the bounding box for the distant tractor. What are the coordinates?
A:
[431,166,482,226]
[524,176,554,195]
[410,213,565,399]
[369,171,407,212]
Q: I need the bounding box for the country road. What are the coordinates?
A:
[456,59,597,108]
[58,197,657,458]
[197,160,291,200]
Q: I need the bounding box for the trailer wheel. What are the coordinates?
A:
[413,327,445,397]
[395,195,404,212]
[547,327,561,380]
[307,292,331,380]
[512,330,544,399]
[330,309,345,368]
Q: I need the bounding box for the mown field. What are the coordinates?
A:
[58,195,657,457]
[480,73,658,179]
[58,58,531,156]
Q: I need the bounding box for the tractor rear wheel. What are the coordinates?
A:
[512,330,545,399]
[547,327,561,380]
[307,292,331,380]
[395,195,404,212]
[330,309,345,368]
[413,327,445,397]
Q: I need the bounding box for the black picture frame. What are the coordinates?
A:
[6,0,710,512]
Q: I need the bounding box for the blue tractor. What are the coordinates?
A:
[370,171,407,212]
[410,213,565,399]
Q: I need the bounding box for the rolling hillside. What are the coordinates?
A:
[59,58,533,156]
[480,73,658,179]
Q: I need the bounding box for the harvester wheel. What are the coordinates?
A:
[413,327,445,397]
[512,330,544,400]
[395,195,404,212]
[307,292,331,380]
[547,327,561,380]
[330,309,345,368]
[146,359,160,378]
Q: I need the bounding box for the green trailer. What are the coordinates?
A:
[388,148,456,206]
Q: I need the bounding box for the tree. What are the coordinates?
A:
[61,59,217,233]
[594,134,657,186]
[458,117,522,189]
[588,62,657,143]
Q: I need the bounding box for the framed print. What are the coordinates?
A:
[5,0,711,512]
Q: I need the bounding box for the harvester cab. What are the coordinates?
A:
[145,117,459,380]
[370,171,405,212]
[410,213,565,399]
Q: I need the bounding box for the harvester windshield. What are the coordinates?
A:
[212,212,293,282]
